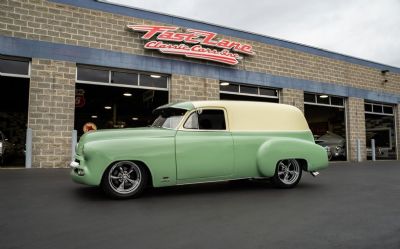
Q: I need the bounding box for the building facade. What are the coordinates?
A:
[0,0,399,167]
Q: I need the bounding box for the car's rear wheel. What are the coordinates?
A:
[272,159,302,188]
[101,161,147,199]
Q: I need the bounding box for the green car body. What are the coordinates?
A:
[71,101,328,198]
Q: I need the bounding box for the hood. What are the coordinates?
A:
[76,127,176,155]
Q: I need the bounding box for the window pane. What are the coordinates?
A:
[316,95,329,104]
[111,71,138,86]
[198,110,226,130]
[183,112,199,129]
[383,106,393,114]
[373,105,383,113]
[331,96,344,106]
[304,93,315,103]
[77,67,109,83]
[140,74,168,88]
[240,85,258,94]
[364,104,372,112]
[0,58,29,75]
[259,88,277,97]
[220,83,239,93]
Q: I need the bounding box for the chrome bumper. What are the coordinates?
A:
[70,161,80,168]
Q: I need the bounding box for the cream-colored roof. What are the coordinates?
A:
[190,101,310,131]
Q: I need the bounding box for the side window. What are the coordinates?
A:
[183,112,199,129]
[183,109,226,130]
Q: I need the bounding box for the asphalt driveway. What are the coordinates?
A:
[0,161,399,249]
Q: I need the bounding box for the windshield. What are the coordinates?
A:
[151,108,187,129]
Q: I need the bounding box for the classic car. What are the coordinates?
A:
[315,132,346,160]
[71,101,328,198]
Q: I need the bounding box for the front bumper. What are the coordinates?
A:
[70,156,99,186]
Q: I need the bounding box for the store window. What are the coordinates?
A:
[220,81,279,103]
[0,56,30,76]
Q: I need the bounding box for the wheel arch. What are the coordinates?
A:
[101,160,154,188]
[257,138,327,176]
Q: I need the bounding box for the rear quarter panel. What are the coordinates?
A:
[231,131,328,178]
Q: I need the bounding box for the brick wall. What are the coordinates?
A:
[280,88,304,113]
[396,106,400,160]
[347,97,366,161]
[0,0,399,95]
[29,58,75,167]
[170,74,219,102]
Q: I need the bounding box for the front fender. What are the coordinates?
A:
[256,138,328,177]
[79,136,177,187]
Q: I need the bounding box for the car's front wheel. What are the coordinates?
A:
[101,161,148,199]
[272,159,302,188]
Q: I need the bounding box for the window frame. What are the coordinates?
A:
[219,82,279,100]
[0,55,31,78]
[75,64,169,92]
[180,107,229,132]
[364,102,394,116]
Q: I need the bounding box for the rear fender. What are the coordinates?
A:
[256,138,328,177]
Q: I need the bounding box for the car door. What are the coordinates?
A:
[175,108,234,180]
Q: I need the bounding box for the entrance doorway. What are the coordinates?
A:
[74,65,169,137]
[74,84,168,136]
[304,93,347,161]
[0,56,30,167]
[365,102,397,160]
[0,76,29,166]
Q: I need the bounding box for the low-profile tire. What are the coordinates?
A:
[101,161,148,199]
[272,159,302,188]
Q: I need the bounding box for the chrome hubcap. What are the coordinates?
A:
[277,159,300,185]
[108,161,141,194]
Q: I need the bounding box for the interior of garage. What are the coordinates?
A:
[74,84,168,137]
[365,102,397,160]
[304,93,347,161]
[0,76,29,166]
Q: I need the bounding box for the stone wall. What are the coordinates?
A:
[280,88,304,113]
[396,106,400,160]
[28,58,75,167]
[347,97,366,161]
[170,74,219,102]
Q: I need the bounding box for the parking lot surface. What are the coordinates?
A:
[0,161,400,249]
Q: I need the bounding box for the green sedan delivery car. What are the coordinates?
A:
[71,101,328,198]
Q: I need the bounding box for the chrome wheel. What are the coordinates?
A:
[108,161,142,194]
[277,159,301,185]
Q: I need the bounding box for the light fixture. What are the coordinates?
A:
[123,92,132,97]
[319,95,328,99]
[381,69,389,75]
[132,117,139,121]
[150,74,161,78]
[220,82,230,86]
[91,115,98,119]
[104,106,112,110]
